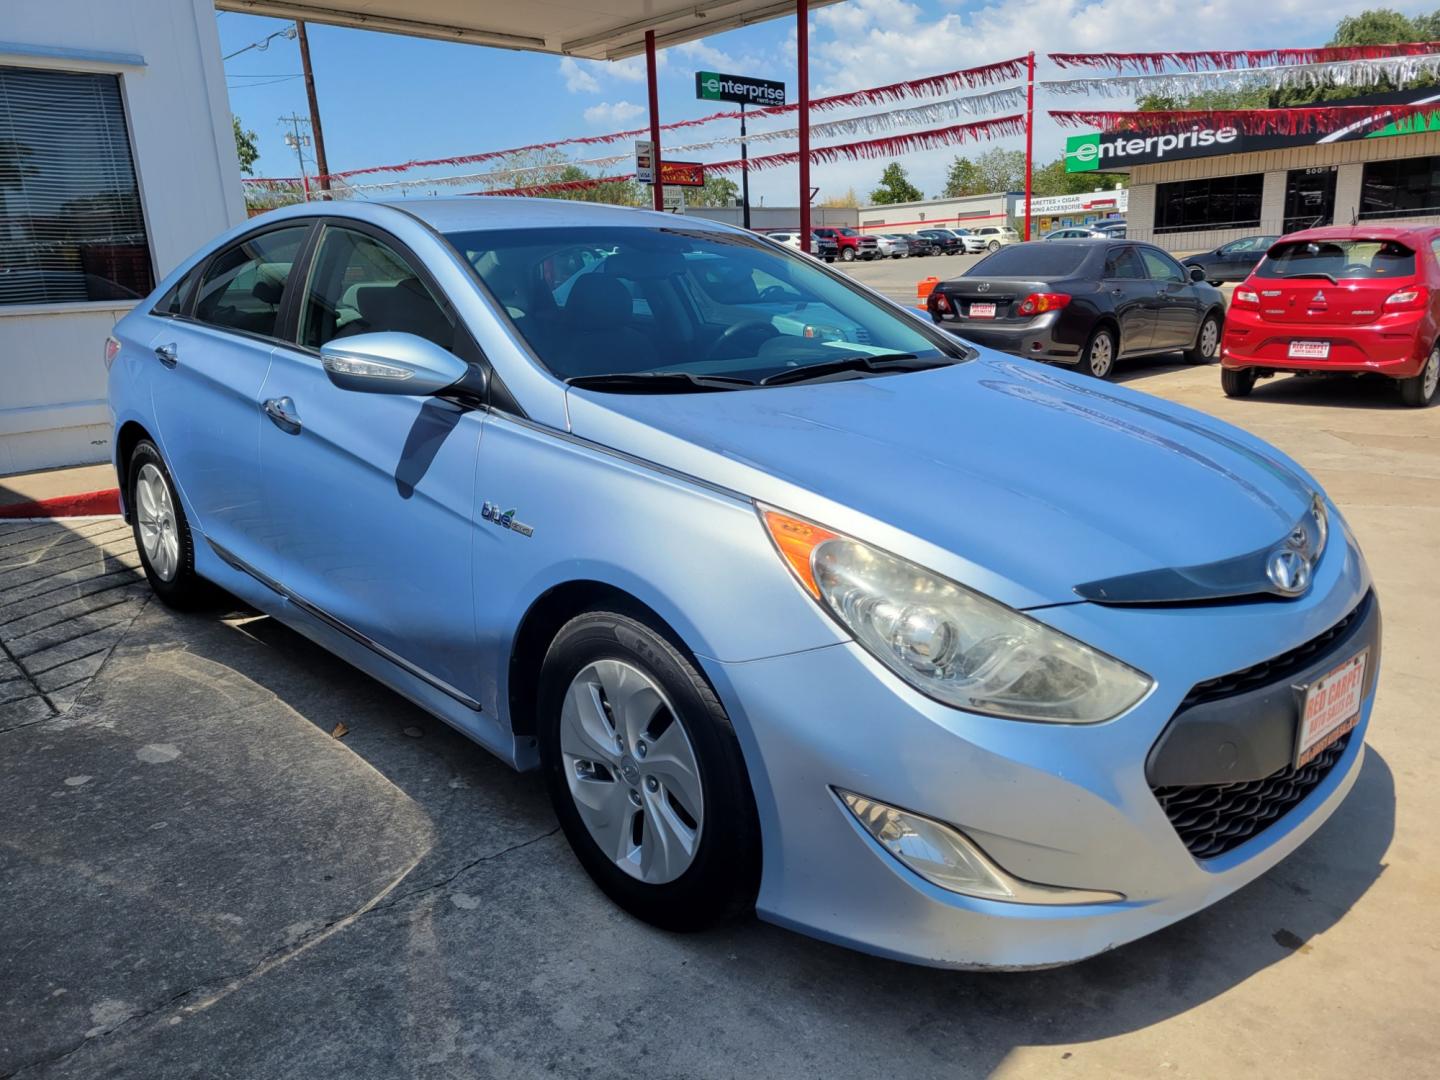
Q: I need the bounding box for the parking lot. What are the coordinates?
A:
[2,293,1437,1078]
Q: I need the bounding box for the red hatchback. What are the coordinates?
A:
[1221,224,1440,407]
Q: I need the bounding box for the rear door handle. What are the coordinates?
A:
[154,343,178,368]
[262,396,302,434]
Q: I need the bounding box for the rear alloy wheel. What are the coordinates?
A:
[538,610,761,931]
[1400,345,1439,407]
[1221,366,1257,398]
[1186,312,1222,364]
[1078,327,1117,379]
[841,247,856,262]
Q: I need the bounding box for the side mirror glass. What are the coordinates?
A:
[1189,266,1206,282]
[320,332,469,396]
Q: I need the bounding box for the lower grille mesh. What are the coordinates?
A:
[1152,735,1350,860]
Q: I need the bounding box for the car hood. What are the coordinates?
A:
[563,355,1318,608]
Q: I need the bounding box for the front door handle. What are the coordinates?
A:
[262,396,302,434]
[154,343,178,368]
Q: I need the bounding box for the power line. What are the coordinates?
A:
[224,26,296,61]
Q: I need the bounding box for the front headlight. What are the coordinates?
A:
[762,509,1152,723]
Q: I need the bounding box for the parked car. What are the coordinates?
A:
[913,228,966,256]
[1043,227,1111,241]
[1094,221,1127,239]
[109,199,1376,970]
[874,234,912,259]
[764,231,838,262]
[812,226,879,262]
[902,232,940,256]
[971,225,1020,252]
[928,239,1226,379]
[1183,234,1280,285]
[1222,225,1440,406]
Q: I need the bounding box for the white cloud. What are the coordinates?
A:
[583,100,645,126]
[608,54,667,82]
[560,57,601,94]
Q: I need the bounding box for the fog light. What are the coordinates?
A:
[838,790,1123,905]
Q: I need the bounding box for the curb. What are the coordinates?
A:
[0,488,122,520]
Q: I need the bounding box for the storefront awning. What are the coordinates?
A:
[214,0,839,60]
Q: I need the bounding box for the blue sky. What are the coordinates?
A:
[219,0,1432,206]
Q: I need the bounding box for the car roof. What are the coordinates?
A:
[1278,223,1440,244]
[382,196,737,235]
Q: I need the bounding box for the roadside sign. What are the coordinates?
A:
[635,140,654,184]
[660,160,705,187]
[694,71,786,107]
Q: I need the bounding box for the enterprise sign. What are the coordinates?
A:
[695,71,786,107]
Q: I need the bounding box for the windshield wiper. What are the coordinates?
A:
[1278,272,1338,284]
[566,371,755,393]
[758,353,953,387]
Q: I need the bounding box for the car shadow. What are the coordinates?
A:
[1239,372,1409,411]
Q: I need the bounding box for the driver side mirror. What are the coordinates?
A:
[1189,266,1207,282]
[320,332,470,396]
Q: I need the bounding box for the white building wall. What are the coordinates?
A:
[852,193,1015,234]
[0,0,244,476]
[680,206,860,230]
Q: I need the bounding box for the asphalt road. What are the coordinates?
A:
[1,356,1435,1079]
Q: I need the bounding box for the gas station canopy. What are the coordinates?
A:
[214,0,839,60]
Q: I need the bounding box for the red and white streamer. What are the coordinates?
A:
[1051,104,1440,135]
[1041,53,1440,98]
[1049,42,1440,73]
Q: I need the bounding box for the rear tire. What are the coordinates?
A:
[1221,367,1256,398]
[1400,345,1439,407]
[1186,312,1222,364]
[538,609,761,932]
[1077,326,1117,380]
[126,440,214,610]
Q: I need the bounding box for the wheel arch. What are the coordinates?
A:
[1091,314,1121,353]
[114,420,154,522]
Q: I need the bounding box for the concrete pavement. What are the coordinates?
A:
[1,360,1436,1079]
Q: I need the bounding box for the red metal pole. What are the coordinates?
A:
[646,30,664,213]
[797,0,811,252]
[1023,50,1034,241]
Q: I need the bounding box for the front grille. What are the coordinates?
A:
[1180,592,1371,710]
[1152,736,1349,859]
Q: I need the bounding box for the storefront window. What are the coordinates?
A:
[1359,156,1440,220]
[1153,174,1264,234]
[0,65,154,307]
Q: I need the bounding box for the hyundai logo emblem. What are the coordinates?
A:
[1267,547,1311,596]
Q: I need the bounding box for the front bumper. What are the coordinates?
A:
[1222,311,1430,378]
[702,523,1374,969]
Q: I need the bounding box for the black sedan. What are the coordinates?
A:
[914,228,966,255]
[926,240,1226,379]
[1181,235,1278,285]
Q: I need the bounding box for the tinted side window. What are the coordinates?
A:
[1140,248,1186,283]
[153,265,203,317]
[195,226,310,338]
[299,227,454,351]
[1104,247,1146,280]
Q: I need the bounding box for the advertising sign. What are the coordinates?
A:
[1065,87,1440,172]
[635,139,654,184]
[695,71,786,107]
[659,160,705,187]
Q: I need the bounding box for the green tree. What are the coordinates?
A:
[1029,156,1127,196]
[682,175,739,207]
[232,116,259,176]
[818,187,859,208]
[942,156,984,197]
[1332,8,1424,45]
[868,162,923,204]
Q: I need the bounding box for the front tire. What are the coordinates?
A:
[987,240,1001,253]
[1400,345,1439,407]
[126,440,213,609]
[841,248,856,262]
[1078,326,1117,379]
[1187,312,1222,364]
[538,609,761,932]
[1221,367,1256,398]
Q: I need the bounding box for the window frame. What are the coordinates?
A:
[1153,174,1265,235]
[181,219,320,347]
[0,63,156,313]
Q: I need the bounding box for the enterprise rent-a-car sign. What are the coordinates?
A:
[695,71,786,106]
[1065,87,1440,172]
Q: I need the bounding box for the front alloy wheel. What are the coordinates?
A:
[841,247,856,262]
[1401,345,1439,407]
[538,609,761,930]
[988,240,1001,252]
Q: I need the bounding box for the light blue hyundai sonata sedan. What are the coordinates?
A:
[105,198,1380,969]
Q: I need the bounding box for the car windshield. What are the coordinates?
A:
[1256,238,1416,280]
[970,244,1093,277]
[445,225,960,385]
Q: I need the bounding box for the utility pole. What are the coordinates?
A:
[280,113,312,201]
[739,103,750,230]
[294,22,331,193]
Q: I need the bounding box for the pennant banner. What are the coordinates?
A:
[1049,42,1440,73]
[1042,54,1440,97]
[1051,103,1440,135]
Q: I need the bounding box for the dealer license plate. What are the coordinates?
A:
[1295,649,1367,768]
[1288,340,1330,359]
[969,302,997,319]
